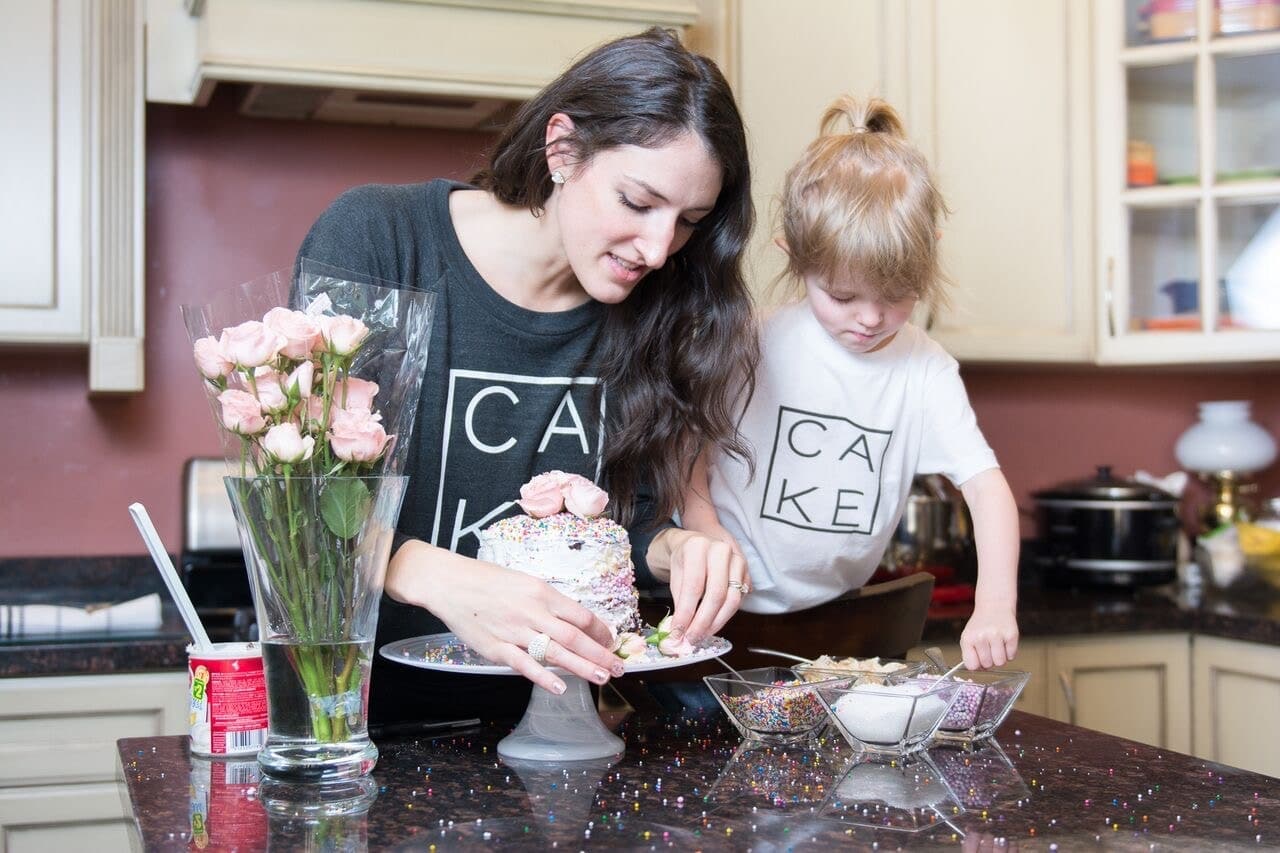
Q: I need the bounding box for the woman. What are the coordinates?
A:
[297,27,758,723]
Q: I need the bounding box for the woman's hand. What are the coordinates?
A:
[959,602,1018,669]
[387,540,625,695]
[646,527,749,644]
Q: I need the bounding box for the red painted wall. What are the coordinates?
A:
[1,95,1277,556]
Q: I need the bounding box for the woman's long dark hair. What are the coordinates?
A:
[472,27,757,526]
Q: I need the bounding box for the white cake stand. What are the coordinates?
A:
[380,631,732,762]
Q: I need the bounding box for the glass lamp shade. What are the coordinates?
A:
[1174,400,1277,474]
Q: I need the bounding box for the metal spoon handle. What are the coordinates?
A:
[939,661,966,680]
[746,646,811,664]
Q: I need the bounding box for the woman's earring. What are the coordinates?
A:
[550,170,566,185]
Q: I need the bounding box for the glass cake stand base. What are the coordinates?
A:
[380,632,731,763]
[498,674,624,761]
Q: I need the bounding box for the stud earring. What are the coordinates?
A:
[550,170,566,185]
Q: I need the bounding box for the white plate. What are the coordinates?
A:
[380,631,732,675]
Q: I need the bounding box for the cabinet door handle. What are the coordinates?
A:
[1105,256,1117,338]
[1058,671,1076,724]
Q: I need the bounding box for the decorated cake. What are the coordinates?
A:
[477,471,642,637]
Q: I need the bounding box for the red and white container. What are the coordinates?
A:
[188,642,269,757]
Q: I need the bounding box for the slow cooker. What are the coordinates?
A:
[1032,465,1181,587]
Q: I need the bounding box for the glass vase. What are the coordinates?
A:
[225,474,407,783]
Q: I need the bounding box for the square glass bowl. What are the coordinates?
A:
[704,666,849,744]
[920,669,1030,744]
[815,677,962,756]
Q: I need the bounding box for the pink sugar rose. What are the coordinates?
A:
[658,635,696,657]
[613,632,649,660]
[329,408,391,463]
[262,422,315,464]
[218,320,285,369]
[320,315,370,356]
[253,368,289,413]
[517,471,568,518]
[563,478,608,518]
[217,389,267,435]
[337,377,379,411]
[193,336,232,380]
[262,307,322,360]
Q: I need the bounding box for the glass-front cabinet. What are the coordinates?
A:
[1097,0,1280,363]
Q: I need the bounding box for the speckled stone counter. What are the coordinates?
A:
[119,709,1277,850]
[0,557,190,677]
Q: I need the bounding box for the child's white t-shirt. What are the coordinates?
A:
[707,301,998,614]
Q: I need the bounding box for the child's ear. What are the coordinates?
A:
[773,236,791,256]
[935,228,943,241]
[545,112,576,178]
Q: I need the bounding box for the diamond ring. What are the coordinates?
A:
[527,632,552,664]
[728,579,751,595]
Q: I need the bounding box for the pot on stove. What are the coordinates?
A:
[1032,465,1180,587]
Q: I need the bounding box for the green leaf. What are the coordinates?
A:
[320,479,370,540]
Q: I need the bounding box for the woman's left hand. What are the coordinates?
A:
[646,527,749,644]
[959,603,1019,670]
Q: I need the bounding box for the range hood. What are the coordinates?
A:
[146,0,702,129]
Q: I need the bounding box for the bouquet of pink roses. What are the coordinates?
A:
[182,263,434,779]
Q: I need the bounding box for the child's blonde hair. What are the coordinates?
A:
[779,96,949,307]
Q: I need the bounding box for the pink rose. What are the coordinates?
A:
[658,635,696,657]
[219,320,284,369]
[563,478,608,518]
[336,377,379,411]
[613,633,649,660]
[320,315,370,356]
[193,336,232,380]
[217,389,267,435]
[329,408,391,463]
[262,307,322,360]
[262,422,315,464]
[517,471,568,517]
[286,360,314,399]
[253,368,289,413]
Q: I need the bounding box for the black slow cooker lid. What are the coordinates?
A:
[1034,465,1178,503]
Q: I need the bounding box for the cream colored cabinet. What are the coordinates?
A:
[1046,632,1192,752]
[0,671,188,850]
[0,0,145,392]
[898,0,1096,363]
[908,638,1051,717]
[1191,635,1280,777]
[1094,0,1280,365]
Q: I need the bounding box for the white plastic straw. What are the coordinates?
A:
[128,502,215,651]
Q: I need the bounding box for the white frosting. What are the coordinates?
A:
[477,513,640,636]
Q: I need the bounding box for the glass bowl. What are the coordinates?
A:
[791,656,927,684]
[704,666,849,744]
[815,677,962,756]
[917,669,1030,744]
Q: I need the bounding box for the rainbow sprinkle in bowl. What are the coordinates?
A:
[704,667,850,744]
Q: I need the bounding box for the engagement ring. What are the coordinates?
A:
[728,579,751,595]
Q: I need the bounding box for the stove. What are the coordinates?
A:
[182,458,256,642]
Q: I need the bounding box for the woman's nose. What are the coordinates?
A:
[635,217,678,269]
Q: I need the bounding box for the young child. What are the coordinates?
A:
[682,95,1019,671]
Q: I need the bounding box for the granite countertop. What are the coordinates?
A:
[5,556,1280,678]
[119,709,1278,850]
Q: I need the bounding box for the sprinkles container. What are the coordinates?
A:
[704,666,850,744]
[188,642,269,757]
[919,668,1030,744]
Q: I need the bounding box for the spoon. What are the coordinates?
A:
[747,646,811,664]
[128,502,215,651]
[923,646,948,671]
[713,656,749,681]
[937,661,966,680]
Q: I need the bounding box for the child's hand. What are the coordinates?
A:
[959,603,1018,670]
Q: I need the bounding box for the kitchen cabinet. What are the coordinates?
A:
[1094,0,1280,364]
[0,0,146,392]
[898,0,1097,363]
[1191,634,1280,777]
[1046,632,1192,752]
[0,671,188,850]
